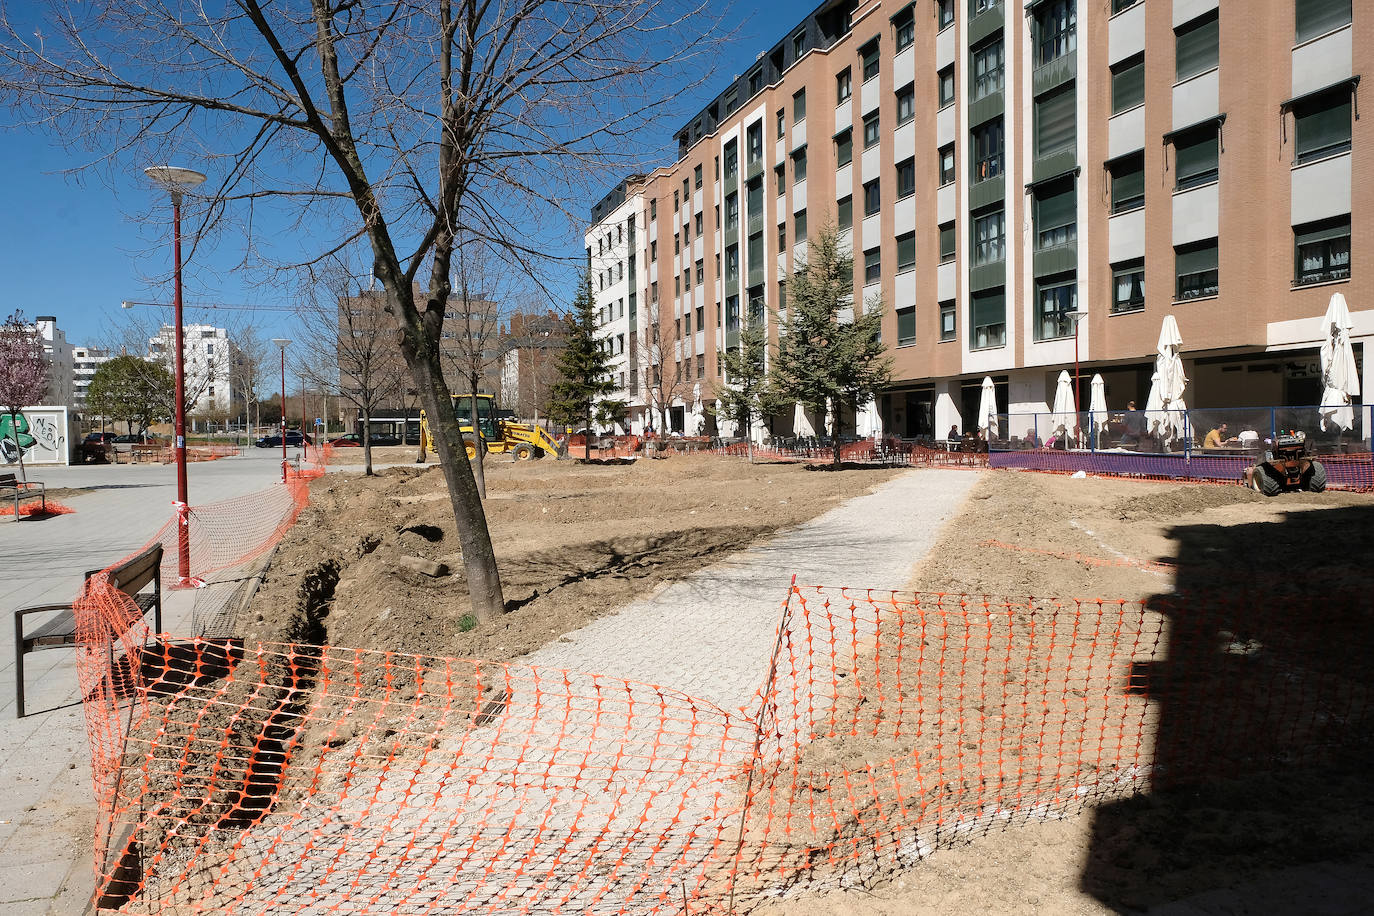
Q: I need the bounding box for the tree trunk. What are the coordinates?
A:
[831,403,843,466]
[407,349,505,620]
[745,411,754,465]
[469,385,487,499]
[585,408,592,460]
[362,408,374,476]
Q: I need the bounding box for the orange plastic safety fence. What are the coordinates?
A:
[0,499,76,517]
[992,447,1374,491]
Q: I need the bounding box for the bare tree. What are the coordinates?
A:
[0,311,49,482]
[638,309,694,436]
[0,1,723,621]
[230,323,270,439]
[296,261,402,476]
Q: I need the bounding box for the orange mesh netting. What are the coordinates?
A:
[1,499,76,517]
[74,566,1372,912]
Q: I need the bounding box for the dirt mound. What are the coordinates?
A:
[243,455,904,663]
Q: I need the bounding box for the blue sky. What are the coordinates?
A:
[0,1,801,352]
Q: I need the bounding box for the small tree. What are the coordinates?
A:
[772,225,892,466]
[713,314,778,463]
[639,312,693,435]
[548,270,620,459]
[86,354,176,436]
[0,311,49,481]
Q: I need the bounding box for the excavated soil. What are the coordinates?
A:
[242,455,905,661]
[760,472,1374,915]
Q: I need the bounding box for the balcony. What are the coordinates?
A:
[969,174,1005,211]
[968,2,1004,46]
[1033,241,1077,277]
[1032,53,1075,96]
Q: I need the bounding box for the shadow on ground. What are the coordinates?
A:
[1082,504,1374,912]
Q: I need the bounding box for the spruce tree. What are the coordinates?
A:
[714,314,780,463]
[548,269,621,459]
[771,224,892,466]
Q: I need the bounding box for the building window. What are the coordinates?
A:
[864,247,882,283]
[861,39,880,81]
[972,208,1005,265]
[863,111,881,148]
[1035,0,1077,67]
[934,0,956,30]
[725,193,738,230]
[973,0,1001,16]
[1297,0,1352,43]
[1175,238,1219,300]
[1172,124,1219,189]
[1111,54,1145,114]
[972,39,1004,101]
[896,157,915,198]
[837,67,853,103]
[747,176,763,216]
[1294,216,1351,285]
[696,304,704,330]
[897,84,916,124]
[748,68,762,96]
[938,65,956,108]
[794,28,806,59]
[774,164,785,196]
[697,353,705,379]
[838,195,853,230]
[794,89,806,121]
[940,300,957,340]
[674,233,680,255]
[695,259,704,284]
[836,128,853,166]
[1111,258,1145,313]
[939,144,956,185]
[896,306,916,345]
[894,6,915,51]
[777,109,785,139]
[972,117,1004,181]
[695,212,703,235]
[1175,10,1219,82]
[1293,87,1353,164]
[747,121,762,163]
[897,231,916,273]
[795,209,808,243]
[1034,85,1076,159]
[971,289,1006,349]
[693,164,703,190]
[778,221,786,252]
[1035,276,1078,341]
[1109,152,1145,213]
[748,231,763,269]
[793,146,807,182]
[673,190,679,213]
[724,140,738,177]
[726,245,739,282]
[649,199,657,220]
[863,178,881,215]
[1034,177,1076,249]
[939,221,956,263]
[1112,0,1139,12]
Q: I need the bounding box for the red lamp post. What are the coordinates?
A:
[1067,309,1088,416]
[273,338,291,480]
[144,165,207,588]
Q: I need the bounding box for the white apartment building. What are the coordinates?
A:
[32,315,75,408]
[149,323,234,415]
[72,345,114,409]
[585,184,646,433]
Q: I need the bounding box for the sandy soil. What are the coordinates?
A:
[758,472,1374,915]
[243,454,905,661]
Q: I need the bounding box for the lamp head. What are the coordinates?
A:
[144,165,207,203]
[272,338,292,350]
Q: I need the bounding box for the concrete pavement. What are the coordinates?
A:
[0,452,288,914]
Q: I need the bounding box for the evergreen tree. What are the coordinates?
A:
[713,314,779,463]
[771,224,892,466]
[548,270,622,459]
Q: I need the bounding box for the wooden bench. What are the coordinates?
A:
[0,472,45,521]
[131,443,169,463]
[13,543,163,718]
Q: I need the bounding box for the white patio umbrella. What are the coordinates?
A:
[1050,369,1076,435]
[1089,374,1108,442]
[1146,315,1188,440]
[1319,292,1360,432]
[977,376,999,438]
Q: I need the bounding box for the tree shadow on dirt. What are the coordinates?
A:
[1082,504,1374,912]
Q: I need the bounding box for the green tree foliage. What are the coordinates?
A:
[713,315,780,463]
[547,270,622,459]
[86,354,176,434]
[771,224,892,465]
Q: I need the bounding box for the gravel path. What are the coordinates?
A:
[521,467,981,713]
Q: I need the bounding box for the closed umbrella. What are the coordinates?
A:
[1146,316,1188,441]
[977,376,999,438]
[1089,374,1108,445]
[1319,292,1360,432]
[1050,369,1076,436]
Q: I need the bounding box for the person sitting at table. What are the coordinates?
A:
[947,424,960,441]
[1025,427,1042,449]
[1120,401,1146,448]
[1203,422,1237,449]
[1047,424,1070,450]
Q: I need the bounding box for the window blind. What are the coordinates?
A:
[1296,0,1352,44]
[1035,87,1076,158]
[1175,13,1219,81]
[1176,240,1218,275]
[1035,179,1076,230]
[1111,57,1145,113]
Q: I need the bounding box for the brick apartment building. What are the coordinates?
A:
[584,0,1367,438]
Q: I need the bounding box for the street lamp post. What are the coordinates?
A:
[1067,309,1088,417]
[273,338,291,480]
[144,165,207,588]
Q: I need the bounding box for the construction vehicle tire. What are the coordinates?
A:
[513,443,535,462]
[463,440,478,460]
[533,447,546,459]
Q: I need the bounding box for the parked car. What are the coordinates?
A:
[77,432,118,464]
[327,432,401,448]
[110,432,161,454]
[255,431,313,448]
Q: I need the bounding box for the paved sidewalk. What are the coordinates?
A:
[0,454,287,915]
[522,468,981,713]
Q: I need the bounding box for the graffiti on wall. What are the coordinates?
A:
[0,409,68,465]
